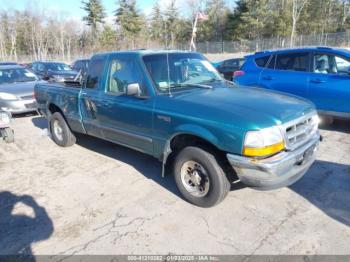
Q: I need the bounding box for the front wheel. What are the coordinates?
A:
[49,112,76,147]
[1,128,14,143]
[173,146,230,207]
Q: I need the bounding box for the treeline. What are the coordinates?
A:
[0,0,349,61]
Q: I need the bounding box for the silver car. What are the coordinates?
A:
[0,65,43,114]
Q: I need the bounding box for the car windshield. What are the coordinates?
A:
[47,63,72,72]
[0,68,38,84]
[143,53,223,93]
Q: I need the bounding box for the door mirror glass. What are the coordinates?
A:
[126,83,141,96]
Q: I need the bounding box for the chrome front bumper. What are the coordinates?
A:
[0,99,37,114]
[227,132,320,190]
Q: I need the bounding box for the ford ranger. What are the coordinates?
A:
[35,50,320,207]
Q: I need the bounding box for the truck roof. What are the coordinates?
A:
[94,49,198,57]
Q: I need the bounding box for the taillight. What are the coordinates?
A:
[233,70,245,78]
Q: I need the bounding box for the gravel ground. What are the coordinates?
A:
[0,114,349,256]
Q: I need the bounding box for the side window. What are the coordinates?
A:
[255,55,271,68]
[335,56,350,75]
[107,57,146,95]
[275,53,309,72]
[313,53,350,76]
[86,57,106,89]
[225,60,238,67]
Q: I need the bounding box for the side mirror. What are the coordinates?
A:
[126,83,141,96]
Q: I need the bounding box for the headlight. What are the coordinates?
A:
[0,111,11,124]
[0,92,18,100]
[243,126,285,157]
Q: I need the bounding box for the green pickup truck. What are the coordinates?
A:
[35,50,320,207]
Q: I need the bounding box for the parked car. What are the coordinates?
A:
[235,47,350,121]
[0,110,14,143]
[216,58,245,80]
[35,50,320,207]
[71,59,89,75]
[0,65,41,114]
[30,61,78,82]
[0,62,18,66]
[211,61,224,68]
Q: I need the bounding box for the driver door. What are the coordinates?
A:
[96,54,155,155]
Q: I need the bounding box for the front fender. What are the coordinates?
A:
[160,124,220,177]
[172,124,219,146]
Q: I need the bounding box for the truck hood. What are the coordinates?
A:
[0,81,44,97]
[156,86,315,130]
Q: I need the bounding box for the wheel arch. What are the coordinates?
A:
[161,126,225,177]
[47,103,71,132]
[48,103,64,115]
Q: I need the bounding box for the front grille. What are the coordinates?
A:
[283,112,318,151]
[64,76,75,81]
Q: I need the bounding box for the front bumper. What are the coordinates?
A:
[227,132,320,190]
[0,99,38,114]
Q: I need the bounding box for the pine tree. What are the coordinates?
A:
[81,0,106,39]
[115,0,144,49]
[150,3,164,41]
[164,0,178,48]
[99,25,117,50]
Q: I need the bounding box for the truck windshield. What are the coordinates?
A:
[143,53,223,93]
[0,68,38,84]
[47,63,72,72]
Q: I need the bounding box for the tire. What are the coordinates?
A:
[2,128,14,143]
[173,146,230,207]
[49,112,76,147]
[320,115,334,126]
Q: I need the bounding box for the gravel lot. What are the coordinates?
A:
[0,114,349,255]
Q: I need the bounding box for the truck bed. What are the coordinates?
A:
[35,81,85,133]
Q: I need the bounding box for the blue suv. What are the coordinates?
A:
[235,47,350,120]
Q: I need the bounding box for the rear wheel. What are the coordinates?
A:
[1,128,14,143]
[49,112,76,147]
[173,146,230,207]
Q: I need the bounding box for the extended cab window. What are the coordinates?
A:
[275,53,309,72]
[86,56,106,89]
[107,58,145,95]
[313,53,350,76]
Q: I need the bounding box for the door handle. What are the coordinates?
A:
[262,76,274,80]
[310,79,326,84]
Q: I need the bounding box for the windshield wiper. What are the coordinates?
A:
[171,83,213,89]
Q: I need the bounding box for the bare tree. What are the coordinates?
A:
[290,0,309,46]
